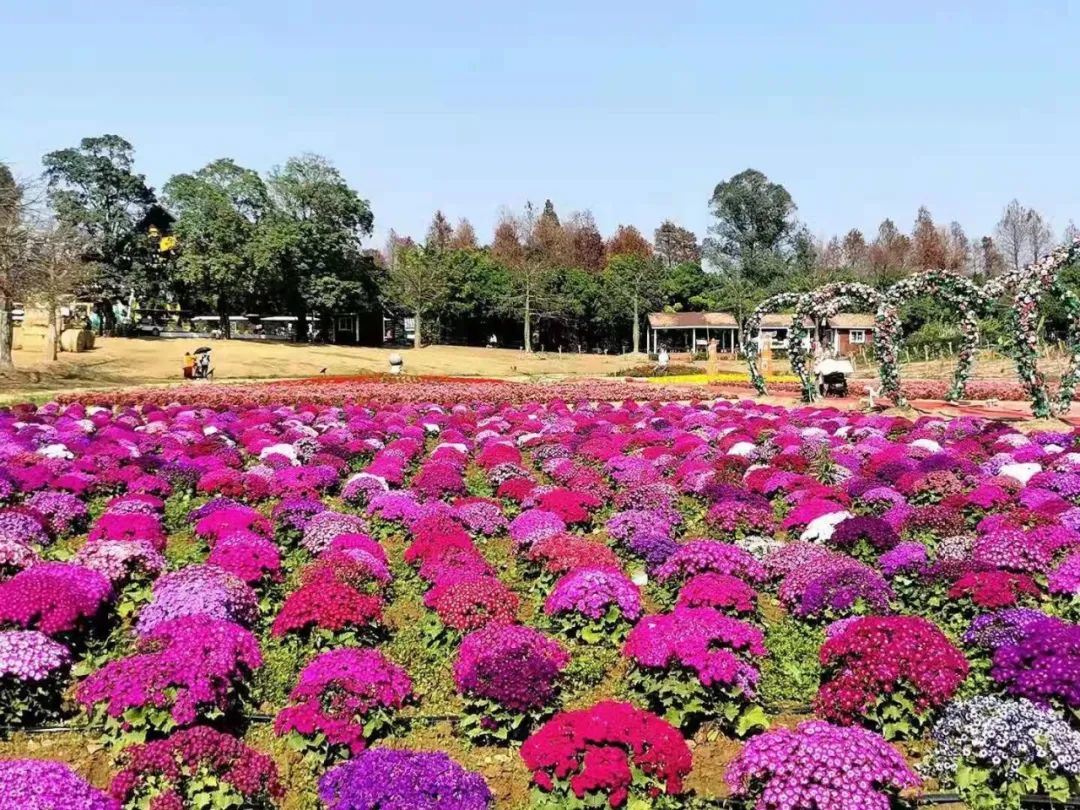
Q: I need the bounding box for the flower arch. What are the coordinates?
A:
[789,283,885,403]
[876,271,990,407]
[983,238,1080,417]
[742,292,803,394]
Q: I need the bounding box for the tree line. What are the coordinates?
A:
[1,134,1075,367]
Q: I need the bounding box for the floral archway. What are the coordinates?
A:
[742,292,803,394]
[983,238,1080,417]
[789,283,885,403]
[876,271,989,407]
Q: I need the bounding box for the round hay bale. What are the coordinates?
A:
[60,328,94,353]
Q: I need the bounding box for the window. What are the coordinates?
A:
[337,317,352,332]
[849,329,866,344]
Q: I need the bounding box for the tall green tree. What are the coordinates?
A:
[603,253,666,354]
[384,244,449,349]
[163,159,269,337]
[258,154,374,339]
[704,168,798,287]
[41,135,157,304]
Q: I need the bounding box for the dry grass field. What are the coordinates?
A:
[0,337,668,402]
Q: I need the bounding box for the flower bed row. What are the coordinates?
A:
[1,394,1080,808]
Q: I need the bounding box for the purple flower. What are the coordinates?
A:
[0,759,118,810]
[544,567,642,621]
[319,749,493,810]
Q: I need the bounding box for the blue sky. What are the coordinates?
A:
[3,1,1078,249]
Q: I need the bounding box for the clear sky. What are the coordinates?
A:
[3,1,1078,249]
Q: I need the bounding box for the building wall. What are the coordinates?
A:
[836,329,874,356]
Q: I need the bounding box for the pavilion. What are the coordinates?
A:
[646,312,740,355]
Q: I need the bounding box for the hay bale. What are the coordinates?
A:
[60,328,94,353]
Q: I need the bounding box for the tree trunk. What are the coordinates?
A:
[523,288,532,353]
[44,299,58,363]
[413,310,422,349]
[0,293,13,368]
[218,297,231,339]
[632,295,640,354]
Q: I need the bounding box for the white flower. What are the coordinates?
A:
[259,443,299,465]
[999,462,1041,485]
[801,510,853,542]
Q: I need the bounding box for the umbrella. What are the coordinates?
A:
[194,347,212,354]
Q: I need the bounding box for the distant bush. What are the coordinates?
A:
[613,363,699,378]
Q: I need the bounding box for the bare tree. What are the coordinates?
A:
[1065,220,1079,245]
[1025,208,1053,263]
[996,199,1028,273]
[26,222,91,362]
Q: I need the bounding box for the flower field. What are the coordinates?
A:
[2,387,1080,808]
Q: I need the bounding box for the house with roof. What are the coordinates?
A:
[755,313,874,356]
[647,310,876,358]
[821,313,876,355]
[646,312,740,354]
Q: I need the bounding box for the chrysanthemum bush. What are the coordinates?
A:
[725,720,920,810]
[623,607,769,733]
[274,647,412,760]
[520,700,692,808]
[816,615,969,739]
[110,726,284,810]
[928,696,1080,810]
[990,616,1080,719]
[319,749,493,810]
[0,561,113,640]
[543,566,641,643]
[0,630,70,729]
[453,623,569,741]
[0,758,119,810]
[76,615,261,741]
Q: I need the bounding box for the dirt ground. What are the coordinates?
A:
[0,338,680,402]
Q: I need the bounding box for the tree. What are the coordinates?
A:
[910,206,948,270]
[603,253,665,354]
[867,219,911,282]
[1025,208,1053,263]
[700,273,761,330]
[534,199,570,267]
[1065,220,1079,245]
[606,224,652,260]
[258,154,374,338]
[26,222,91,362]
[163,159,269,337]
[0,165,34,367]
[841,229,868,271]
[996,199,1028,273]
[654,221,700,267]
[491,204,564,352]
[448,218,477,250]
[384,244,448,349]
[41,135,157,305]
[565,211,605,271]
[977,236,1005,279]
[425,210,453,250]
[946,222,971,273]
[704,169,798,286]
